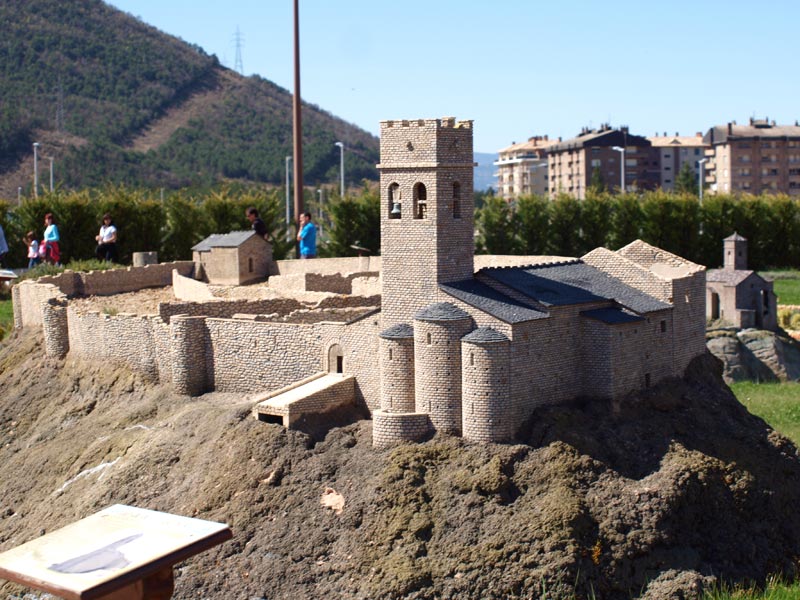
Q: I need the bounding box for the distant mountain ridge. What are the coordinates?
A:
[0,0,380,198]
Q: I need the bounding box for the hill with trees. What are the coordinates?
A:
[0,0,379,199]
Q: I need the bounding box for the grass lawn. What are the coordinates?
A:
[762,270,800,305]
[704,579,800,599]
[0,298,12,340]
[731,380,800,445]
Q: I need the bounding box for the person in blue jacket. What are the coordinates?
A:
[296,212,317,259]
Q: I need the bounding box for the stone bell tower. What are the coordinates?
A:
[378,117,475,328]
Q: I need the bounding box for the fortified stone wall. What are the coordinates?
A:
[268,272,379,295]
[67,308,168,382]
[42,300,69,359]
[158,298,306,323]
[379,325,416,413]
[372,411,432,449]
[579,318,614,399]
[14,281,66,328]
[270,256,380,277]
[170,315,208,395]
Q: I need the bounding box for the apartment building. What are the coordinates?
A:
[703,118,800,195]
[494,136,555,200]
[547,125,659,199]
[647,133,708,191]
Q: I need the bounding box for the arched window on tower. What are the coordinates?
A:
[388,183,401,219]
[452,182,461,219]
[413,183,427,219]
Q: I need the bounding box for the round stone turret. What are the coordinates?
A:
[413,302,473,435]
[379,323,415,412]
[461,327,511,443]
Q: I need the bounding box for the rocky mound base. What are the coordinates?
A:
[707,327,800,382]
[1,330,799,600]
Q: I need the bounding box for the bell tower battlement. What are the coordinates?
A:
[378,117,476,328]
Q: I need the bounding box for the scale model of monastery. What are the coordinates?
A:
[12,117,707,450]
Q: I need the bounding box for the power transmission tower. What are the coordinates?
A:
[233,27,244,75]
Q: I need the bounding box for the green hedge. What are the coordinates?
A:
[476,191,800,270]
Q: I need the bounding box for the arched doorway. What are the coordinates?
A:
[327,344,344,373]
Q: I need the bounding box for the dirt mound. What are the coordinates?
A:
[1,330,799,599]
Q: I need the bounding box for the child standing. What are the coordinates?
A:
[25,231,40,269]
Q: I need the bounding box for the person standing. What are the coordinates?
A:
[0,223,8,267]
[296,212,317,259]
[245,207,271,241]
[25,231,40,269]
[43,213,60,265]
[95,213,118,262]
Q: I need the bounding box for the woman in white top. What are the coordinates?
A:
[95,213,118,262]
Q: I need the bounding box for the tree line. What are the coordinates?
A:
[475,190,800,270]
[2,186,798,272]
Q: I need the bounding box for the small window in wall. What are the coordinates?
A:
[762,289,770,314]
[426,332,432,345]
[452,182,461,219]
[469,351,474,366]
[660,320,666,333]
[645,373,651,388]
[388,183,401,219]
[413,183,427,219]
[388,348,393,361]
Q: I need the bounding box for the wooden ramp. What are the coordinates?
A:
[252,373,355,428]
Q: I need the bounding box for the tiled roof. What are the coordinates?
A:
[581,307,644,324]
[414,302,471,322]
[480,260,670,313]
[724,232,747,242]
[379,323,414,339]
[192,230,257,252]
[462,327,509,344]
[707,269,754,285]
[439,279,547,324]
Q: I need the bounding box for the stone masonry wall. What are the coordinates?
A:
[380,336,415,412]
[579,318,614,399]
[380,118,475,328]
[14,281,66,328]
[671,272,707,375]
[158,298,306,323]
[42,300,70,359]
[285,376,355,426]
[372,411,432,449]
[414,316,473,435]
[339,314,382,410]
[462,336,511,443]
[170,315,208,395]
[67,308,166,382]
[609,309,675,398]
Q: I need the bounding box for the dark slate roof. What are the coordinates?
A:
[481,260,670,313]
[581,307,644,325]
[379,323,414,339]
[724,232,747,242]
[439,279,547,323]
[707,269,755,285]
[192,230,257,252]
[462,327,509,344]
[415,302,471,322]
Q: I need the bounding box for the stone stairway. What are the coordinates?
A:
[251,373,355,428]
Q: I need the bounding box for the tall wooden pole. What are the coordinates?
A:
[292,0,304,242]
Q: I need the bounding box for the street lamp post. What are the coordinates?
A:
[334,142,344,198]
[698,158,708,201]
[48,157,54,192]
[33,142,40,198]
[317,188,324,237]
[285,156,292,241]
[611,146,625,193]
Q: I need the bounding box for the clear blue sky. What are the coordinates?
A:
[106,0,800,153]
